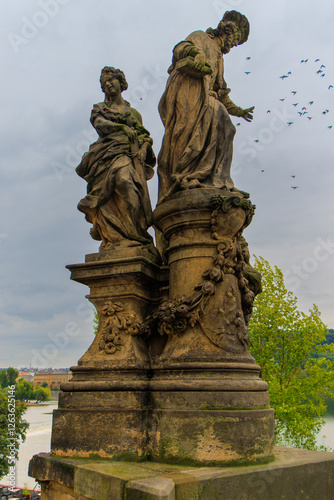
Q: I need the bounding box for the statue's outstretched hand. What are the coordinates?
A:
[242,106,255,122]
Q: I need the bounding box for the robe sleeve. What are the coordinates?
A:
[218,88,247,117]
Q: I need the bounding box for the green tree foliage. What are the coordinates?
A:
[0,368,19,389]
[0,370,8,389]
[324,329,334,345]
[0,387,29,479]
[34,386,51,403]
[248,256,334,450]
[16,379,34,402]
[6,368,18,387]
[93,309,99,335]
[16,379,51,403]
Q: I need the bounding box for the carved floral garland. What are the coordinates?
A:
[150,195,256,341]
[98,195,257,354]
[98,302,141,354]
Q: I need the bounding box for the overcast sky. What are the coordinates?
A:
[1,0,334,369]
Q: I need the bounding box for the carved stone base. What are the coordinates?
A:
[49,189,275,465]
[50,249,165,459]
[51,381,149,459]
[148,362,274,465]
[65,249,166,369]
[148,189,275,464]
[152,189,258,363]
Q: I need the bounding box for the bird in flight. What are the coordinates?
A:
[321,64,326,69]
[315,58,320,62]
[246,57,251,60]
[236,123,241,126]
[309,101,314,105]
[287,122,294,126]
[328,126,333,129]
[291,91,297,95]
[267,110,271,113]
[302,107,307,111]
[261,170,264,172]
[279,98,286,101]
[280,75,288,79]
[291,186,299,190]
[301,59,308,63]
[291,175,296,178]
[307,116,312,120]
[292,103,298,107]
[254,139,259,143]
[316,70,323,74]
[245,72,251,75]
[321,74,326,78]
[329,85,333,90]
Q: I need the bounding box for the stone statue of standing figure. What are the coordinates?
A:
[76,67,156,253]
[157,10,254,203]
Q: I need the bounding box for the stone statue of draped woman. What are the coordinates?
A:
[76,67,156,251]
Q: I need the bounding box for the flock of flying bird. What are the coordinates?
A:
[276,59,333,128]
[239,57,333,190]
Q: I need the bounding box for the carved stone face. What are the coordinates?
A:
[221,22,242,54]
[102,74,122,99]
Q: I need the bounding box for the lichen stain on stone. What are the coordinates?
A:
[195,425,239,462]
[52,448,115,459]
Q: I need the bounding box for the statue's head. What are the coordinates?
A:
[100,67,128,94]
[207,11,249,53]
[221,11,249,45]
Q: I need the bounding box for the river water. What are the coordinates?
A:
[1,404,334,489]
[2,402,57,490]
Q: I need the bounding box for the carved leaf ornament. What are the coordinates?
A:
[98,196,257,354]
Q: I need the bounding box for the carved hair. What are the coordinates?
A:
[100,67,128,93]
[206,10,250,45]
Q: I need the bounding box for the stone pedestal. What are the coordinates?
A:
[43,189,274,466]
[148,189,274,464]
[50,248,167,459]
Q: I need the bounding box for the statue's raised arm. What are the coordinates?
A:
[76,67,156,254]
[157,11,253,203]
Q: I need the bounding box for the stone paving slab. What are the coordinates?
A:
[29,447,334,499]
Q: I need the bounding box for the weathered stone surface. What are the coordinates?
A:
[47,188,274,465]
[50,249,166,460]
[30,14,275,478]
[76,66,157,254]
[146,189,274,464]
[29,448,334,499]
[157,12,253,202]
[66,250,164,369]
[126,477,175,500]
[148,365,274,465]
[149,408,274,466]
[152,189,258,364]
[51,407,149,459]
